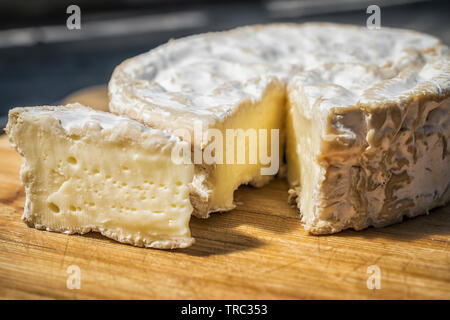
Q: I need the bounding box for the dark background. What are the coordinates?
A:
[1,0,449,130]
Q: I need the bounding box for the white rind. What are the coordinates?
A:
[109,23,449,132]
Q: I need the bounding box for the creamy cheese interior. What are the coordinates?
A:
[8,108,194,249]
[286,98,320,226]
[201,83,286,215]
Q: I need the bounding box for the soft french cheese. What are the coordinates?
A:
[6,104,194,248]
[109,23,450,233]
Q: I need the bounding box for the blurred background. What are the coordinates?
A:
[0,0,449,129]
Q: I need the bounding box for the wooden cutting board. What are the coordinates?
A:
[1,86,449,299]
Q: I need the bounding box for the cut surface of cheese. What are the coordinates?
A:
[6,104,194,248]
[109,23,450,234]
[190,82,286,216]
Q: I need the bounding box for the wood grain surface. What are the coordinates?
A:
[1,87,449,299]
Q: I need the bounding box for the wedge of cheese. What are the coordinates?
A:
[6,104,194,248]
[109,23,450,233]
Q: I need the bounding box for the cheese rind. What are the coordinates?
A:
[287,87,450,233]
[6,104,194,248]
